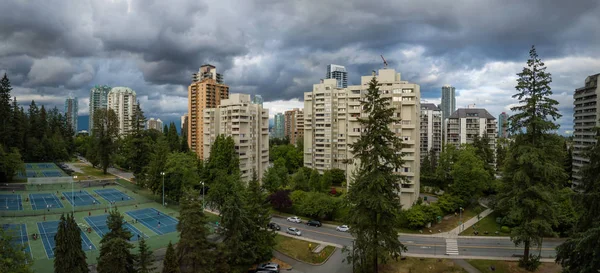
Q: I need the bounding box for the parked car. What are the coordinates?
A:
[306,220,322,227]
[286,227,301,236]
[286,216,302,223]
[336,225,350,232]
[256,262,280,272]
[267,222,281,231]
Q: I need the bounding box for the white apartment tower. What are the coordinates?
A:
[304,68,421,208]
[89,85,111,133]
[573,73,600,188]
[420,103,442,162]
[146,118,163,131]
[203,93,270,181]
[446,108,497,152]
[107,87,137,135]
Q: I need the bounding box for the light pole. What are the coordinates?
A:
[459,207,464,233]
[201,181,205,210]
[72,176,77,214]
[160,172,165,206]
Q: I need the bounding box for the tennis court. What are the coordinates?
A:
[94,188,133,203]
[29,193,64,210]
[1,224,31,255]
[62,191,101,207]
[125,208,178,235]
[84,214,147,241]
[37,221,96,259]
[0,194,23,210]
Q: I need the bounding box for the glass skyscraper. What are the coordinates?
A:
[441,85,456,121]
[498,112,509,138]
[88,85,111,134]
[252,94,264,106]
[64,96,78,134]
[326,64,348,88]
[273,113,285,139]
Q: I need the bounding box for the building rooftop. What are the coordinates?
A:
[448,108,495,119]
[421,103,440,111]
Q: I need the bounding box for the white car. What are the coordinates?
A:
[286,227,302,236]
[336,225,350,232]
[286,216,302,223]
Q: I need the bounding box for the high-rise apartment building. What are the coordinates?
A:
[89,85,111,133]
[446,108,497,153]
[188,65,229,159]
[107,87,137,135]
[498,112,509,138]
[146,118,163,131]
[326,64,348,88]
[64,96,78,135]
[181,114,188,135]
[304,68,420,208]
[273,113,285,139]
[203,93,269,181]
[573,73,600,187]
[441,85,456,141]
[420,103,442,162]
[284,108,304,145]
[252,94,264,106]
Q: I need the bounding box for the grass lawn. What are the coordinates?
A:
[74,164,116,179]
[418,205,485,234]
[460,211,510,236]
[467,260,562,273]
[380,257,467,273]
[274,235,335,264]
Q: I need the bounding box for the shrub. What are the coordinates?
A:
[518,254,541,271]
[500,226,510,233]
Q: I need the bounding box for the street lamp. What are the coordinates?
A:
[160,172,165,206]
[459,207,464,233]
[72,176,77,214]
[201,181,205,210]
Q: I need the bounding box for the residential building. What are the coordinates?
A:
[441,85,456,141]
[252,94,264,106]
[203,93,269,181]
[88,85,111,133]
[146,118,163,131]
[326,64,348,88]
[446,108,497,155]
[181,114,188,135]
[107,87,137,135]
[304,68,421,208]
[188,65,229,159]
[284,108,304,145]
[498,112,509,138]
[420,103,442,162]
[573,73,600,188]
[273,113,285,139]
[64,96,78,135]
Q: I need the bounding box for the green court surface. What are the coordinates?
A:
[17,163,68,179]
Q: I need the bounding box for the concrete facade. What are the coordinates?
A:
[446,108,497,154]
[88,85,111,134]
[573,73,600,188]
[107,87,136,136]
[64,96,78,135]
[203,93,270,181]
[188,65,229,159]
[441,85,456,142]
[304,68,421,208]
[326,64,348,88]
[420,103,442,162]
[146,118,163,131]
[284,108,304,146]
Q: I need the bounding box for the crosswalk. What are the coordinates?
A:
[445,238,459,255]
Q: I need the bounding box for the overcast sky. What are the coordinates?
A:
[1,0,600,134]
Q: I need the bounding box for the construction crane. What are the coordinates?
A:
[381,55,388,68]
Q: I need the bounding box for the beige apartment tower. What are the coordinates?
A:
[188,65,229,159]
[203,94,270,181]
[420,103,443,162]
[446,108,497,159]
[107,87,137,136]
[284,108,304,145]
[304,68,421,208]
[573,73,600,188]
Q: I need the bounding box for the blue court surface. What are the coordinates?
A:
[42,170,66,177]
[29,193,64,210]
[125,208,179,235]
[85,214,147,241]
[62,191,101,207]
[37,221,96,259]
[94,188,134,203]
[1,224,31,255]
[0,194,23,210]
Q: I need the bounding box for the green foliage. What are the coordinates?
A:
[167,122,179,152]
[164,152,200,202]
[291,168,309,191]
[0,74,13,147]
[136,237,156,273]
[0,225,33,273]
[449,146,490,207]
[176,190,213,273]
[320,170,334,192]
[54,214,88,273]
[293,191,339,220]
[267,190,292,211]
[420,153,433,178]
[496,138,509,172]
[245,170,276,264]
[308,169,320,192]
[162,242,180,273]
[434,144,459,189]
[501,226,511,233]
[403,204,443,229]
[0,144,24,182]
[497,46,565,269]
[220,175,253,271]
[269,143,303,173]
[344,76,407,273]
[143,137,170,193]
[97,209,135,273]
[471,134,495,176]
[330,168,346,186]
[518,254,541,271]
[261,158,288,192]
[563,142,573,186]
[92,108,120,174]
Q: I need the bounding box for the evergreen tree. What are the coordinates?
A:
[143,137,170,193]
[92,108,119,174]
[308,168,320,192]
[167,122,179,152]
[435,144,459,189]
[0,145,24,182]
[97,209,135,273]
[162,242,179,273]
[245,169,276,264]
[176,190,213,273]
[449,146,490,207]
[164,152,200,202]
[163,124,169,136]
[320,169,334,192]
[556,130,600,272]
[420,153,433,177]
[496,139,508,173]
[220,175,253,271]
[136,237,156,273]
[471,134,495,176]
[211,244,231,273]
[563,142,573,187]
[0,74,12,147]
[496,46,565,269]
[344,76,407,273]
[291,168,309,191]
[131,103,146,135]
[0,226,33,273]
[54,214,88,273]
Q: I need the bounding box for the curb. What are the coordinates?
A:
[274,247,337,266]
[401,252,556,263]
[276,231,344,248]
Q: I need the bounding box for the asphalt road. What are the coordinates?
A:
[270,218,562,259]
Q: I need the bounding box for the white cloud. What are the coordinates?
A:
[263,99,304,118]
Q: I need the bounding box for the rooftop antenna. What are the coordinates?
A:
[380,55,388,68]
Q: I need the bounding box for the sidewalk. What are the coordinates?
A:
[437,208,494,238]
